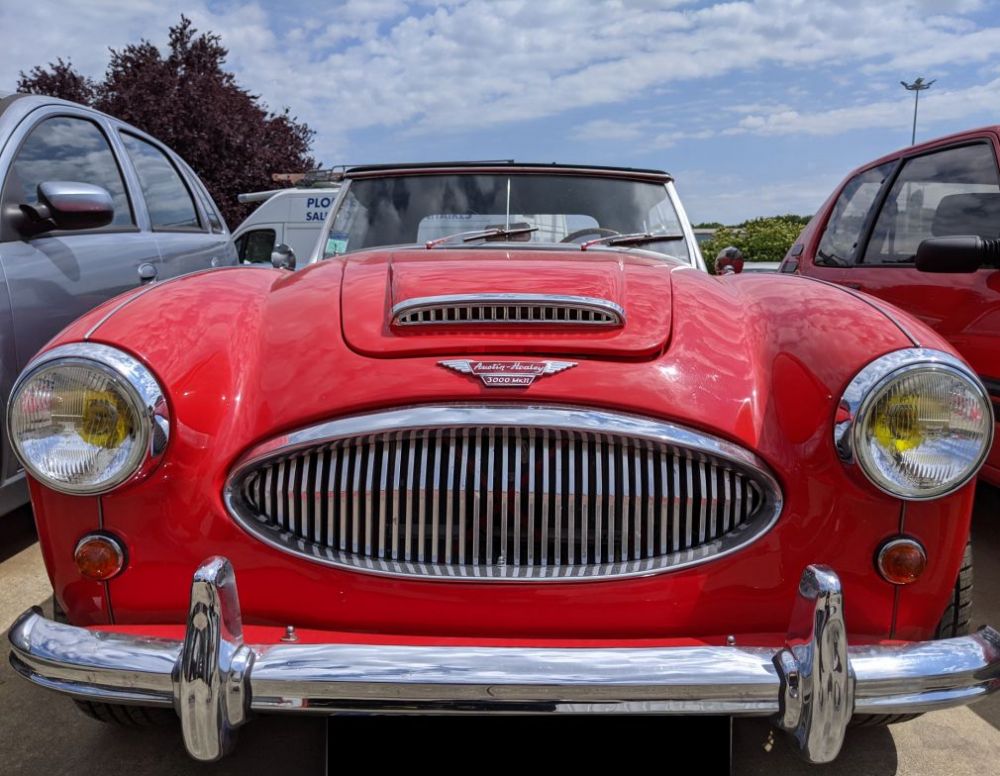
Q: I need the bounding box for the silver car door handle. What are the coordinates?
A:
[138,263,158,283]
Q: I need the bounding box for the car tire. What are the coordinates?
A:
[850,539,973,727]
[73,699,177,727]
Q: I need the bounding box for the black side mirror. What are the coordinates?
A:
[916,236,996,273]
[271,243,296,270]
[18,181,114,235]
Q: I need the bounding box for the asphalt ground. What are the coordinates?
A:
[1,485,998,775]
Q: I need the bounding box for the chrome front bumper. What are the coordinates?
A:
[9,558,1000,764]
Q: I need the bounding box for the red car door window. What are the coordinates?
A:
[863,143,1000,267]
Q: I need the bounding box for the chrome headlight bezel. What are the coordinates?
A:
[835,348,994,500]
[6,342,169,495]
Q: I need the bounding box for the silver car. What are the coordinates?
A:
[0,94,237,514]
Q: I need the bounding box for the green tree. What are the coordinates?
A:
[700,215,810,272]
[17,16,315,228]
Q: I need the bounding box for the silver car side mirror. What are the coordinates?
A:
[18,181,115,236]
[271,244,296,270]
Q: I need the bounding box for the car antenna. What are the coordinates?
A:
[505,178,511,231]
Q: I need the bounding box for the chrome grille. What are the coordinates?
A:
[226,406,781,581]
[391,294,624,327]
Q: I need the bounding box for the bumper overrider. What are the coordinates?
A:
[8,558,1000,764]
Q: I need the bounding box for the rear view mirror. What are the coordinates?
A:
[916,236,993,273]
[18,181,115,235]
[271,243,296,270]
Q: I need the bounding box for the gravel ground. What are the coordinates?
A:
[2,486,998,775]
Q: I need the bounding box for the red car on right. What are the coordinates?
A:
[785,126,1000,486]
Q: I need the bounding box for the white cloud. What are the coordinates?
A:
[677,168,844,225]
[731,77,1000,137]
[572,119,649,142]
[4,0,1000,171]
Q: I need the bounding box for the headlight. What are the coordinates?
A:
[836,349,994,500]
[6,343,169,495]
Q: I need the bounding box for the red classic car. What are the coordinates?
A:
[783,127,1000,486]
[6,162,999,765]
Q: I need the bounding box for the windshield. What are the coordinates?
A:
[323,173,689,261]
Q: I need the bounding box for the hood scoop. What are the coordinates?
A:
[340,248,674,359]
[391,294,625,327]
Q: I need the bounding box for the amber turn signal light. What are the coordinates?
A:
[876,537,927,585]
[74,533,126,581]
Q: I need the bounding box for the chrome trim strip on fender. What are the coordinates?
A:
[8,560,1000,763]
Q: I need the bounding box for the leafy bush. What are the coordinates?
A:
[700,215,810,273]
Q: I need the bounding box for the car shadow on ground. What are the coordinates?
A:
[970,483,1000,733]
[0,505,36,563]
[734,718,898,774]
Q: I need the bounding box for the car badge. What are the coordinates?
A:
[439,359,577,387]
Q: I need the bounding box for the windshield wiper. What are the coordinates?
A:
[424,225,539,249]
[580,232,685,251]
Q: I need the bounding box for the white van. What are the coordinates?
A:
[232,186,340,268]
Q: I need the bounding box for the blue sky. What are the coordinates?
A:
[4,0,1000,223]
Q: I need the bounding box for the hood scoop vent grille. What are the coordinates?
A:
[392,294,625,328]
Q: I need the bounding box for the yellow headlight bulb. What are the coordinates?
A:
[873,393,924,453]
[78,389,133,449]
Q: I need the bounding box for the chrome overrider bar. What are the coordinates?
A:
[8,558,1000,764]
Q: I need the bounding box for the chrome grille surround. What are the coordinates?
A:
[224,405,782,581]
[391,294,625,327]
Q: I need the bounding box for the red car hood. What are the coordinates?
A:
[340,248,675,359]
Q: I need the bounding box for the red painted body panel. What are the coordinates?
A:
[792,127,1000,487]
[27,251,973,645]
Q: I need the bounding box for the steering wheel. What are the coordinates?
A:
[560,227,620,244]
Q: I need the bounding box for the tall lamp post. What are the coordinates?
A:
[901,77,935,145]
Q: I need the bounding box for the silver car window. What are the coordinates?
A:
[120,132,200,231]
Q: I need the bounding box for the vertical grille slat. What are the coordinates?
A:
[444,430,456,565]
[500,427,509,566]
[513,431,522,567]
[417,430,429,563]
[472,428,483,567]
[684,458,694,550]
[620,442,630,563]
[391,432,403,560]
[236,415,778,580]
[594,436,603,565]
[540,431,550,567]
[554,431,563,566]
[404,431,416,562]
[606,435,616,563]
[697,460,708,546]
[378,439,389,558]
[458,430,469,565]
[567,435,576,566]
[338,446,349,552]
[580,437,589,565]
[527,429,536,566]
[486,429,496,566]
